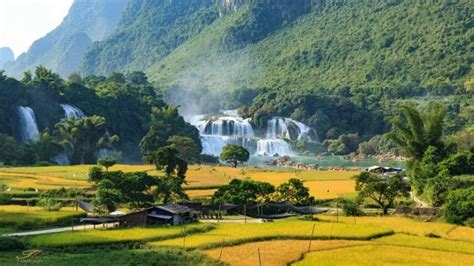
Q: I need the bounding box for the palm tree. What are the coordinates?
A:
[388,102,445,161]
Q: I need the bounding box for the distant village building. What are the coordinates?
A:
[118,204,198,227]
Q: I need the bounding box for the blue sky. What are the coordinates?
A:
[0,0,73,58]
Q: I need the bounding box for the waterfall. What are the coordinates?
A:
[61,104,85,119]
[197,117,254,137]
[195,110,315,157]
[16,106,40,143]
[201,135,257,156]
[267,117,317,141]
[256,139,293,156]
[267,118,291,139]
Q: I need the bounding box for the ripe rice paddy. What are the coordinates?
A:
[30,223,214,247]
[374,234,474,254]
[294,245,474,266]
[0,164,360,199]
[204,240,369,266]
[316,215,474,242]
[0,205,84,225]
[149,219,393,249]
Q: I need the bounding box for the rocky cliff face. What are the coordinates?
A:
[4,0,128,78]
[0,47,14,68]
[222,0,312,50]
[219,0,245,15]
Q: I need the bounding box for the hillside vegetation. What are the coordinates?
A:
[76,0,473,93]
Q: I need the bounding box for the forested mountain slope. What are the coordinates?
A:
[80,0,218,75]
[148,0,473,93]
[3,0,128,78]
[76,0,472,95]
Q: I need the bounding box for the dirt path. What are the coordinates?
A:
[1,223,118,237]
[411,192,429,208]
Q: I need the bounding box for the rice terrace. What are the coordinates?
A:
[1,0,473,265]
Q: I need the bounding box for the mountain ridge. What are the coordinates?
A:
[3,0,128,78]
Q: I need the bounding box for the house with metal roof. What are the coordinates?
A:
[117,204,198,227]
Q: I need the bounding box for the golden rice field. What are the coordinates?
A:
[316,215,474,242]
[294,245,474,266]
[204,239,369,266]
[149,219,392,249]
[186,189,218,198]
[0,164,360,199]
[0,205,84,225]
[374,234,474,254]
[305,180,357,199]
[30,223,212,247]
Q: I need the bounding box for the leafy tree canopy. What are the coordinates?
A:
[220,144,250,167]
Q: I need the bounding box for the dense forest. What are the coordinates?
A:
[0,0,473,163]
[0,68,198,165]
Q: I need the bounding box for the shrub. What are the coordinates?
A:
[464,217,474,228]
[199,154,220,164]
[340,198,363,216]
[0,237,25,251]
[0,193,12,204]
[445,187,474,224]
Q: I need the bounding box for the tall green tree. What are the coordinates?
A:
[388,103,446,162]
[167,135,201,163]
[213,179,275,205]
[97,157,117,172]
[140,106,201,159]
[354,172,410,215]
[55,116,118,164]
[220,145,250,167]
[274,178,314,206]
[147,145,189,204]
[89,167,156,211]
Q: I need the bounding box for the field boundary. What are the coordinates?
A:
[151,230,395,250]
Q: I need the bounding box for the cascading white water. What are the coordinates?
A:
[267,117,291,139]
[61,104,85,119]
[256,139,293,156]
[193,110,316,157]
[196,117,254,137]
[267,117,317,141]
[17,106,40,143]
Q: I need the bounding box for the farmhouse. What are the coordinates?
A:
[118,204,198,227]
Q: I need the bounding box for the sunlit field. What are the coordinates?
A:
[294,245,474,266]
[149,219,392,249]
[0,205,84,226]
[305,180,357,199]
[30,224,214,247]
[374,234,474,254]
[0,164,360,199]
[316,215,474,242]
[204,240,369,266]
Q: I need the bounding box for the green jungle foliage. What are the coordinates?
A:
[0,68,199,165]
